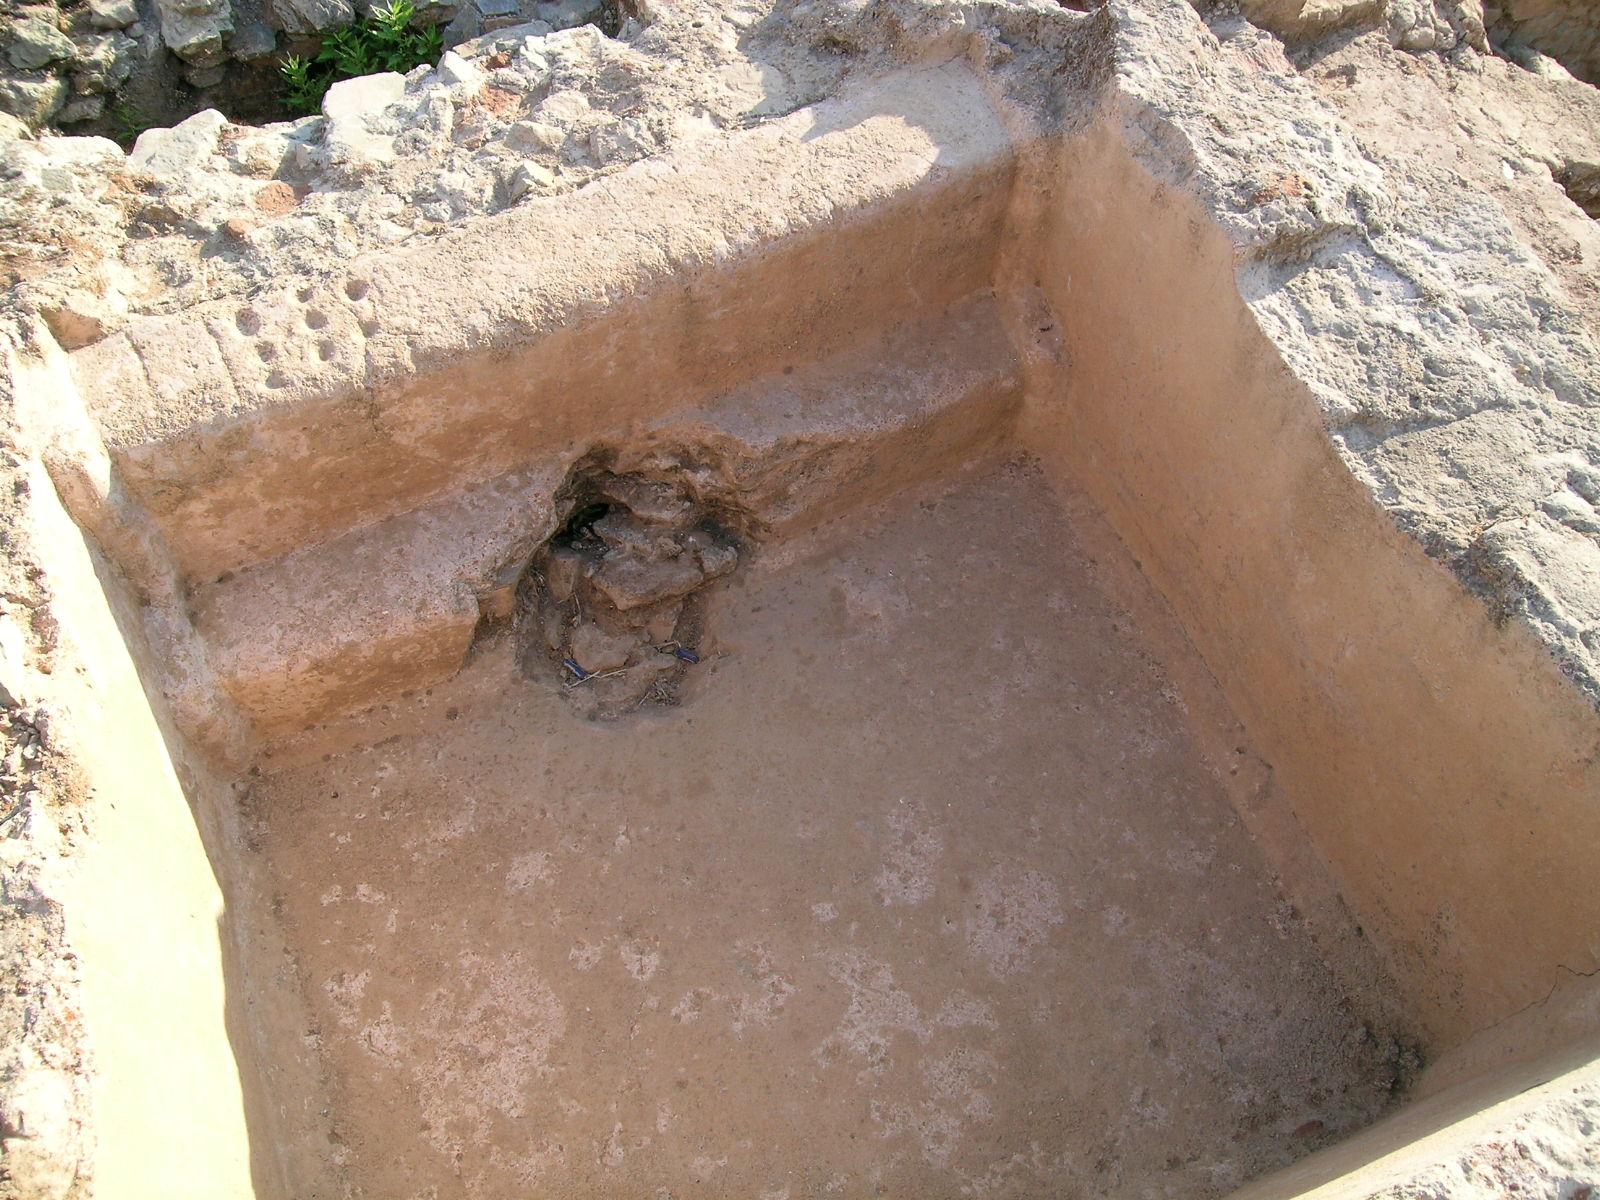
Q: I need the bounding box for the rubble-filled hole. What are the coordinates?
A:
[514,461,744,717]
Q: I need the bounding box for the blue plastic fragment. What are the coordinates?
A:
[673,647,700,664]
[562,657,591,680]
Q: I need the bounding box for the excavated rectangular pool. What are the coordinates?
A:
[22,55,1600,1200]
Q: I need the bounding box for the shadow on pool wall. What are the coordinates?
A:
[8,348,340,1199]
[1004,114,1600,1053]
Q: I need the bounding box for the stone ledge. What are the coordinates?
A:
[189,294,1021,743]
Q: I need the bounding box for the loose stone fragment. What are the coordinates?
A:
[89,0,139,28]
[7,19,76,71]
[543,545,587,604]
[588,552,706,612]
[569,622,638,673]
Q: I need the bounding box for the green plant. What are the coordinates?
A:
[280,54,322,115]
[278,0,444,116]
[109,101,156,146]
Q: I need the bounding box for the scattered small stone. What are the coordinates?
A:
[268,0,356,35]
[7,19,77,71]
[433,165,492,211]
[505,160,550,197]
[543,544,587,603]
[505,119,562,152]
[589,553,706,612]
[57,94,105,123]
[569,622,638,674]
[0,73,67,128]
[437,50,484,91]
[684,529,737,579]
[70,31,137,95]
[533,0,602,32]
[88,0,140,28]
[474,82,521,115]
[593,512,670,560]
[133,197,182,225]
[589,115,656,166]
[157,0,231,67]
[225,20,278,60]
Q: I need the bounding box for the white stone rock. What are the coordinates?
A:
[129,108,228,177]
[322,73,406,169]
[38,134,125,168]
[432,165,493,212]
[536,87,590,124]
[589,115,656,165]
[322,71,406,122]
[326,127,398,169]
[542,21,602,68]
[220,126,292,174]
[515,38,551,83]
[505,118,562,151]
[506,158,554,198]
[437,49,484,91]
[419,89,454,134]
[0,74,66,127]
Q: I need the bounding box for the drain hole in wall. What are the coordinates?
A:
[514,464,743,718]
